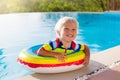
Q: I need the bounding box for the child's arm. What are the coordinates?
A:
[83,45,90,66]
[37,47,66,62]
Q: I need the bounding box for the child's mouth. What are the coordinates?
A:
[66,34,73,38]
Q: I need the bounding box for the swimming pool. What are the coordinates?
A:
[0,12,120,80]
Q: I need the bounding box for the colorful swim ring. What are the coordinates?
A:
[17,44,85,73]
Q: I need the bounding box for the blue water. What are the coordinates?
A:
[0,12,120,80]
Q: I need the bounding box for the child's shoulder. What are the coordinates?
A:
[42,38,59,50]
[72,41,86,51]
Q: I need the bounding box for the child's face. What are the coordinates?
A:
[58,22,77,42]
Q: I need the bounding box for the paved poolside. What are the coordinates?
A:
[87,65,120,80]
[16,45,120,80]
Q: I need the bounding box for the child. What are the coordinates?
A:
[37,17,90,66]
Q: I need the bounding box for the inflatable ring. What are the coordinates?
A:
[17,44,85,73]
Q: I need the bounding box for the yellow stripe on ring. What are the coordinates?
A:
[18,50,85,64]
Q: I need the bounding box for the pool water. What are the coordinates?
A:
[0,12,120,80]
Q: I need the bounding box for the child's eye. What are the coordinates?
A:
[64,28,69,30]
[72,29,76,31]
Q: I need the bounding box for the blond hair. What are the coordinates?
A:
[55,17,78,31]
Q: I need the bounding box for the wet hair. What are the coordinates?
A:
[55,17,78,32]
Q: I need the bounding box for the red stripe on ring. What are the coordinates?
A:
[17,58,84,68]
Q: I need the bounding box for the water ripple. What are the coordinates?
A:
[0,56,8,79]
[0,49,4,55]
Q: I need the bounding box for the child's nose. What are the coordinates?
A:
[69,29,73,33]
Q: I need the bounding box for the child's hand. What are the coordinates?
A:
[54,53,66,62]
